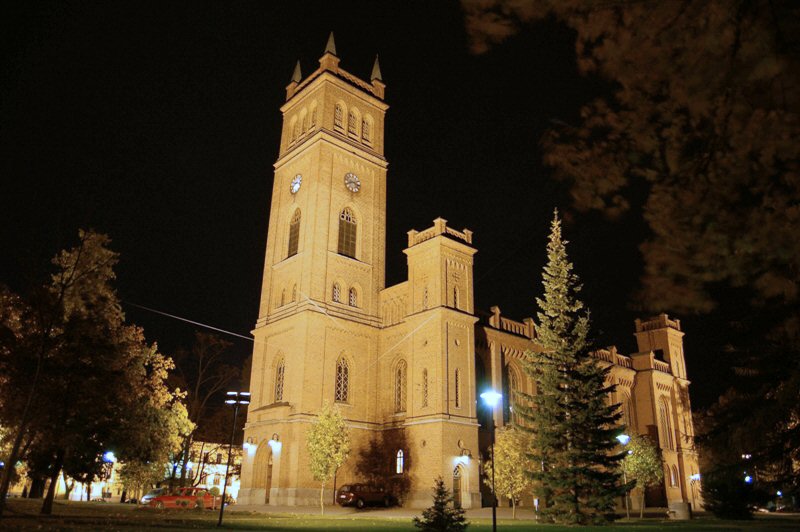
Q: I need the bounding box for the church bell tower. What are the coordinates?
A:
[239,34,389,506]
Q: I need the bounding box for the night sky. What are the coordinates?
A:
[1,2,722,407]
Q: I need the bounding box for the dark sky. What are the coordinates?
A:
[1,1,721,407]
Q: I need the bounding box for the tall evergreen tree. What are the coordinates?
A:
[518,210,625,524]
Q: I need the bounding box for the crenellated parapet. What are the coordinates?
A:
[407,217,473,247]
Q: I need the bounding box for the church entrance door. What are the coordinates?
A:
[453,465,464,509]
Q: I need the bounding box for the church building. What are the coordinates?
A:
[238,36,702,512]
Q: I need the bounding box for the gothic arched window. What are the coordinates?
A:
[422,368,429,407]
[334,103,344,130]
[659,397,674,450]
[670,465,679,487]
[332,283,342,303]
[274,356,285,402]
[310,106,317,129]
[454,368,462,408]
[621,392,634,429]
[362,117,371,143]
[348,287,357,307]
[396,450,404,474]
[288,209,301,257]
[338,208,357,258]
[395,360,407,413]
[348,110,357,136]
[291,284,297,302]
[335,357,349,403]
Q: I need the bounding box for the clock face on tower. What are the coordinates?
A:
[344,172,361,193]
[290,174,302,194]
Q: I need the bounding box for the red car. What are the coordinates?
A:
[148,487,216,509]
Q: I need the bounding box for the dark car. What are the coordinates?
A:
[337,484,393,509]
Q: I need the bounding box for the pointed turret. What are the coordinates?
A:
[370,55,382,81]
[324,32,337,56]
[319,31,341,73]
[291,60,302,83]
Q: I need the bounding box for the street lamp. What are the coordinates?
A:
[480,389,502,532]
[218,391,250,528]
[616,434,632,518]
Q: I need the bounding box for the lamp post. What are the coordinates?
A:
[480,389,502,532]
[616,434,631,518]
[218,391,249,528]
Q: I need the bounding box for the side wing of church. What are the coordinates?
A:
[237,37,702,512]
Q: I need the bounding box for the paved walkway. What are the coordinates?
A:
[229,503,539,520]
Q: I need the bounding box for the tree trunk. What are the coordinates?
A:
[62,472,75,500]
[512,498,516,519]
[29,477,45,498]
[639,489,645,519]
[41,449,64,515]
[320,481,325,515]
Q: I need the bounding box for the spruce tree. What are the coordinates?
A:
[412,477,468,532]
[518,210,625,524]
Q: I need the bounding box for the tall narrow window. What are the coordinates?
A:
[348,111,357,136]
[362,118,371,143]
[310,108,317,129]
[274,357,285,402]
[334,103,344,130]
[504,368,517,423]
[280,289,286,307]
[396,450,404,474]
[348,287,357,307]
[422,369,429,407]
[301,113,307,133]
[395,360,407,413]
[332,283,341,303]
[335,357,349,403]
[454,368,461,408]
[670,465,679,487]
[291,284,297,302]
[338,208,357,258]
[288,209,301,257]
[659,398,674,450]
[453,286,459,309]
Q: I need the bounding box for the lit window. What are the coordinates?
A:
[422,368,428,407]
[395,360,407,413]
[335,357,349,403]
[332,283,341,303]
[396,450,404,474]
[334,104,344,130]
[288,209,301,257]
[670,465,679,487]
[349,287,357,307]
[338,208,357,258]
[274,357,285,402]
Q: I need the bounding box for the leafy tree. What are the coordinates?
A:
[701,466,754,520]
[413,476,468,532]
[482,426,533,519]
[118,460,165,502]
[306,402,350,515]
[620,434,663,519]
[462,0,800,490]
[0,230,190,515]
[518,211,625,524]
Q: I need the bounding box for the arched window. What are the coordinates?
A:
[396,450,404,474]
[504,367,518,423]
[289,117,297,142]
[338,208,357,258]
[335,357,349,403]
[291,284,297,302]
[670,465,679,487]
[348,110,357,136]
[348,287,357,307]
[274,357,285,402]
[300,111,307,133]
[422,368,429,407]
[454,368,462,408]
[310,107,317,129]
[334,103,344,130]
[288,209,301,257]
[280,289,286,307]
[659,398,674,450]
[293,120,300,141]
[395,360,407,413]
[362,117,371,143]
[621,393,633,429]
[332,283,342,303]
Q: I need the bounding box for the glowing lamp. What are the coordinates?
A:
[777,491,783,497]
[480,390,502,408]
[102,451,117,463]
[690,473,701,481]
[616,434,630,445]
[744,475,753,484]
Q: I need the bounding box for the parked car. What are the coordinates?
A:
[337,484,393,509]
[140,488,165,505]
[148,487,216,509]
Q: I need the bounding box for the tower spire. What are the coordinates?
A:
[291,60,302,83]
[324,32,337,56]
[371,54,382,81]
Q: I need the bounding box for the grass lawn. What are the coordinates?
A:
[2,499,798,531]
